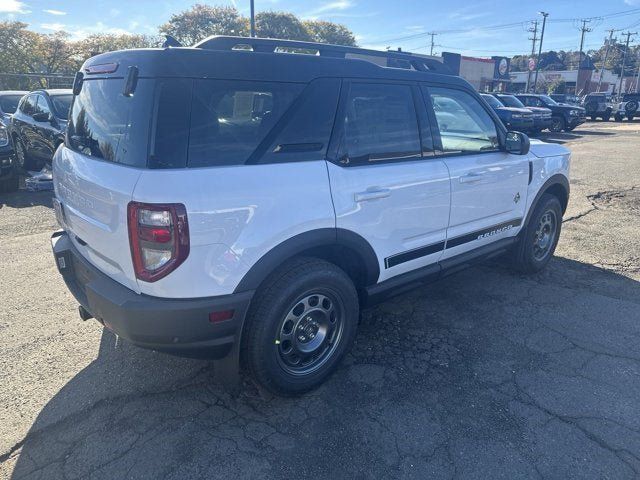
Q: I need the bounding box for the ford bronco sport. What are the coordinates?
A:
[51,37,571,395]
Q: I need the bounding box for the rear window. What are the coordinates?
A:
[0,95,23,115]
[67,79,154,167]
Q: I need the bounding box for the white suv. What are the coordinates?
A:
[51,37,571,395]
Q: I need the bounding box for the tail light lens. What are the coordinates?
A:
[127,202,189,282]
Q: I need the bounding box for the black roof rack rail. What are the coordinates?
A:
[194,36,453,75]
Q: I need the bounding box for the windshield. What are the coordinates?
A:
[497,95,525,108]
[481,95,502,108]
[0,95,23,114]
[539,95,558,106]
[51,95,72,119]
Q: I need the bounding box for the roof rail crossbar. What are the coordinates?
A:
[194,36,453,75]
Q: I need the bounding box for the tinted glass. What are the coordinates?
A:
[497,95,525,108]
[260,78,340,164]
[149,79,192,169]
[51,94,72,119]
[481,94,503,108]
[188,79,302,167]
[0,95,22,114]
[35,95,50,116]
[428,87,499,154]
[23,95,36,115]
[539,95,558,106]
[67,79,154,167]
[520,96,542,107]
[340,83,421,164]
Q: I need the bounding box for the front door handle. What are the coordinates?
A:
[354,188,391,202]
[459,172,486,184]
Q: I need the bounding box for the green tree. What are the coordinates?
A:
[159,4,249,46]
[255,12,311,41]
[303,20,357,46]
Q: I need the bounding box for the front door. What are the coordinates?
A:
[326,81,451,283]
[423,86,530,259]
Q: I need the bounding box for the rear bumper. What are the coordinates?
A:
[51,230,253,358]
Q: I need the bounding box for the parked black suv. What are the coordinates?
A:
[480,94,535,132]
[10,89,72,170]
[516,94,586,132]
[492,93,553,133]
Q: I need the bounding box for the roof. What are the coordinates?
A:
[36,89,73,96]
[81,36,471,89]
[0,91,28,96]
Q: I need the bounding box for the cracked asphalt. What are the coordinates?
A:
[1,121,640,479]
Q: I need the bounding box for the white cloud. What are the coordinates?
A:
[0,0,29,14]
[43,9,66,15]
[304,1,355,19]
[624,0,639,4]
[41,22,65,31]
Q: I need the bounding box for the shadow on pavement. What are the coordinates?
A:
[537,128,616,145]
[8,257,640,479]
[0,189,53,209]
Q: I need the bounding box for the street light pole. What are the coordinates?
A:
[533,11,549,94]
[250,0,256,37]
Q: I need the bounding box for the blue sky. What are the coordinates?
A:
[2,0,640,56]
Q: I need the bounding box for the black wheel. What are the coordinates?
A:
[0,168,19,193]
[242,257,359,395]
[13,137,35,171]
[590,115,597,121]
[615,113,624,122]
[627,115,635,121]
[511,194,563,274]
[550,116,565,132]
[625,100,638,116]
[602,112,611,122]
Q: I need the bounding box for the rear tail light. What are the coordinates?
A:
[127,202,189,282]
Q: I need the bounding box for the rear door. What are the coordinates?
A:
[53,78,155,292]
[13,94,37,156]
[422,85,529,260]
[326,80,450,283]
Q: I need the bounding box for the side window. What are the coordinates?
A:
[35,95,51,117]
[339,82,421,164]
[522,96,540,107]
[426,87,499,154]
[22,95,37,116]
[188,79,303,168]
[260,78,341,164]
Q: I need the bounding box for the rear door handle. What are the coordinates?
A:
[459,172,486,184]
[354,188,391,202]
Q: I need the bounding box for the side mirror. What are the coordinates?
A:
[32,112,49,122]
[505,131,530,155]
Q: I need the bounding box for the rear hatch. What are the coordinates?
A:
[53,64,156,292]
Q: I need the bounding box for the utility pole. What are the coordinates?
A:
[618,31,637,95]
[250,0,256,37]
[533,11,549,94]
[525,21,538,93]
[597,29,615,93]
[576,19,592,95]
[428,32,438,56]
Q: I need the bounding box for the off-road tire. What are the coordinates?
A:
[550,116,565,132]
[242,257,359,396]
[511,194,563,274]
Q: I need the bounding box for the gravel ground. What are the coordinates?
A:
[1,121,640,479]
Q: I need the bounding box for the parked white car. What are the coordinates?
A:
[51,37,571,395]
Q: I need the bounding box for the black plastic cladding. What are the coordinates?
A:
[79,38,469,88]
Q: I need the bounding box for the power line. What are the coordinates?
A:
[618,31,637,94]
[597,29,616,92]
